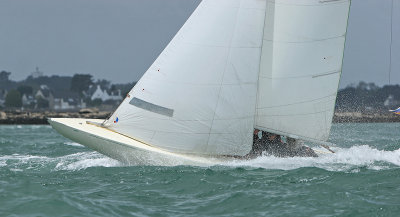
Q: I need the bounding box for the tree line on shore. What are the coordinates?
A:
[1,70,399,112]
[336,81,400,113]
[0,70,135,110]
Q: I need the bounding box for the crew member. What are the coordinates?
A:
[245,131,318,158]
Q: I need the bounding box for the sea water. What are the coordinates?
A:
[0,123,399,216]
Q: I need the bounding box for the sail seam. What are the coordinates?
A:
[257,94,336,109]
[257,109,332,117]
[205,1,242,150]
[312,71,341,78]
[181,42,262,48]
[115,115,254,122]
[260,70,341,79]
[269,0,349,7]
[143,77,257,86]
[263,35,345,44]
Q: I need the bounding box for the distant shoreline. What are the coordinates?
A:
[0,110,399,125]
[0,110,111,125]
[333,112,400,123]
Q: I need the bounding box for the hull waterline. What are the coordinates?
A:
[48,118,229,166]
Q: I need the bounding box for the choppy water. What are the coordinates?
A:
[0,123,400,216]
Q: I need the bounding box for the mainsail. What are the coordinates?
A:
[104,0,351,156]
[255,0,351,142]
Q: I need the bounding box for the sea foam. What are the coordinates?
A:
[1,145,399,172]
[54,152,121,171]
[225,145,400,171]
[0,152,122,171]
[64,142,84,147]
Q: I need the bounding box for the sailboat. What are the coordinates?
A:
[49,0,351,165]
[390,107,400,115]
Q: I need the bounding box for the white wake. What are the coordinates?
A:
[1,145,399,172]
[0,152,122,171]
[226,145,400,171]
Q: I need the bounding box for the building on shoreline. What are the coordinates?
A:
[53,90,86,110]
[90,85,123,102]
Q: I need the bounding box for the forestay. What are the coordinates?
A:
[255,0,351,142]
[104,0,267,156]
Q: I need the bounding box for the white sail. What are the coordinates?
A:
[255,0,351,141]
[104,0,267,156]
[105,0,351,156]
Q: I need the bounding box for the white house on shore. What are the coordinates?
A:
[35,85,54,108]
[34,85,86,110]
[22,94,36,107]
[91,85,122,102]
[0,89,7,107]
[53,90,86,110]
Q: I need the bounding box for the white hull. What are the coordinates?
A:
[48,118,231,166]
[49,118,331,166]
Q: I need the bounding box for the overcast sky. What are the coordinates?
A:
[0,0,398,88]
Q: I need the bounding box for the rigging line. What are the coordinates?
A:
[389,0,394,84]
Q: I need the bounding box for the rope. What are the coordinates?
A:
[320,144,336,153]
